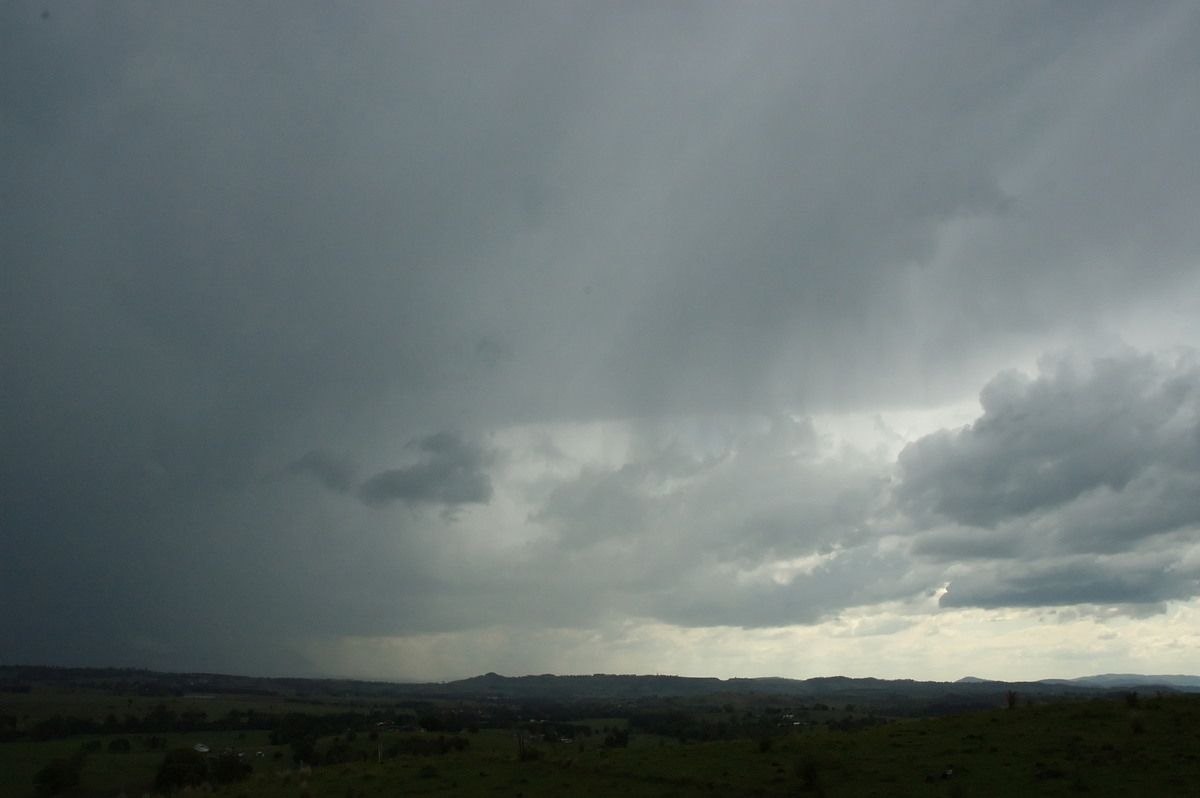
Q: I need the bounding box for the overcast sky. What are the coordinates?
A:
[4,1,1200,683]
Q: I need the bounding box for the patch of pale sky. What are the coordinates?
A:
[734,549,845,588]
[302,597,1200,683]
[487,404,977,487]
[811,405,981,463]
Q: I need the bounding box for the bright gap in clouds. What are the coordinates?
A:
[305,598,1200,684]
[813,404,983,462]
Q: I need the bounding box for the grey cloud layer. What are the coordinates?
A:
[3,1,1199,674]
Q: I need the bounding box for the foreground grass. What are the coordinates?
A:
[4,693,1199,797]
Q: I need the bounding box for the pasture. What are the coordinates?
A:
[3,683,1199,796]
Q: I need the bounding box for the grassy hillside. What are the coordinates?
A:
[3,690,1198,797]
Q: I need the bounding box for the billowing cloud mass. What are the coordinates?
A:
[899,352,1200,530]
[899,350,1200,610]
[3,1,1200,681]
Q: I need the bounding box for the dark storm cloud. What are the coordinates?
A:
[357,433,493,508]
[3,0,1200,675]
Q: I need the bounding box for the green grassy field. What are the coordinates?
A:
[3,691,1198,797]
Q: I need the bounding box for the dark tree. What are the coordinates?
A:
[291,736,319,765]
[33,756,82,798]
[154,748,208,793]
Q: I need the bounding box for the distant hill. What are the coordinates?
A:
[1037,673,1200,692]
[5,665,1198,703]
[419,672,1200,701]
[407,672,1114,705]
